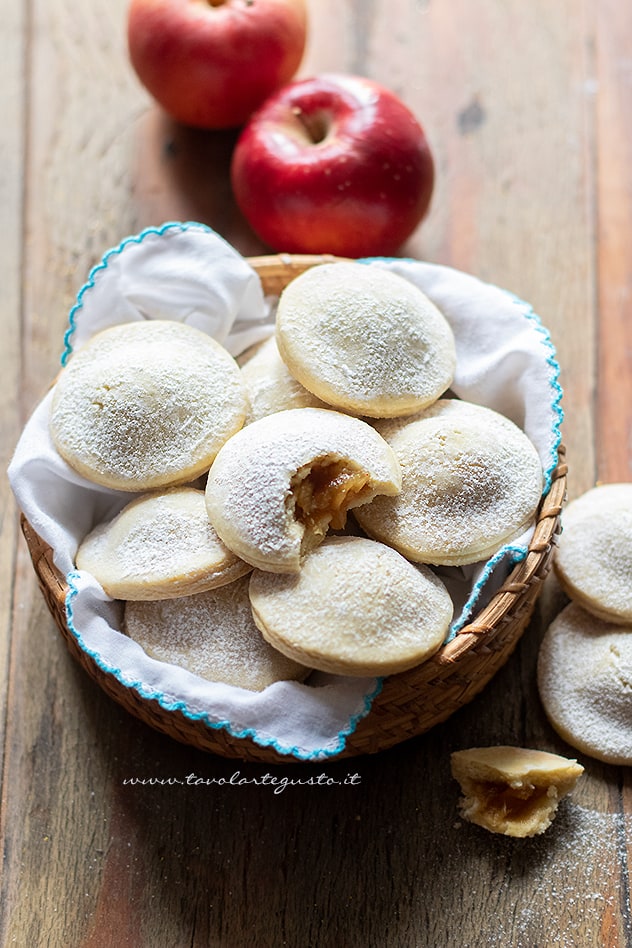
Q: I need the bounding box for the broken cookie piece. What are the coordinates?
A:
[451,745,584,838]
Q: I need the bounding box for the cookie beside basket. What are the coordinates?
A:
[11,224,566,764]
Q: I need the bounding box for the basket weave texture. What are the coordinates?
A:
[20,254,567,763]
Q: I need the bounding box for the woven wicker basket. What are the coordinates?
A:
[20,253,567,764]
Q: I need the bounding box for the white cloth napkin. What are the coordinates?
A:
[8,222,563,760]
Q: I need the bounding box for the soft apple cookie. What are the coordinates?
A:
[275,262,456,418]
[537,601,632,766]
[248,535,453,676]
[240,334,327,422]
[76,488,251,601]
[50,320,248,491]
[124,575,308,693]
[451,746,584,838]
[205,407,401,573]
[553,483,632,625]
[354,398,543,566]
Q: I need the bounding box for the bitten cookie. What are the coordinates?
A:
[537,601,632,765]
[553,482,632,625]
[275,262,456,418]
[354,398,543,566]
[451,746,584,837]
[205,407,401,573]
[76,487,251,600]
[50,320,248,491]
[124,575,309,692]
[240,334,327,422]
[248,535,453,676]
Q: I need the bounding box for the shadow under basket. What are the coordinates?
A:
[20,253,567,764]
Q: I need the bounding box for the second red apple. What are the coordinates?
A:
[230,74,435,257]
[127,0,308,129]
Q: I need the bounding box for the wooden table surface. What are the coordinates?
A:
[2,1,632,945]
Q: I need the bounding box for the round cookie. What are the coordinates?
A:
[240,334,327,423]
[554,483,632,625]
[205,407,402,573]
[537,601,632,765]
[275,262,456,418]
[354,398,543,566]
[124,575,308,692]
[249,535,453,676]
[50,320,248,491]
[76,487,251,600]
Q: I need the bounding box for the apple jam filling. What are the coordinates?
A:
[473,780,551,827]
[290,458,373,538]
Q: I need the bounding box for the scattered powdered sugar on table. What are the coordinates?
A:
[453,802,632,947]
[517,803,629,944]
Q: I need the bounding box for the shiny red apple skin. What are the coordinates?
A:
[230,73,435,257]
[127,0,308,130]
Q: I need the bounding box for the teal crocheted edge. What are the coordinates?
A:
[448,543,527,638]
[503,290,564,496]
[61,221,215,366]
[65,572,383,762]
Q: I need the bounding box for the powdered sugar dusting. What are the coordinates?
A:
[205,408,402,572]
[240,334,327,422]
[448,802,631,947]
[355,399,543,565]
[275,262,456,417]
[249,535,453,675]
[76,488,249,600]
[50,320,247,490]
[124,575,307,691]
[538,602,632,765]
[555,484,632,623]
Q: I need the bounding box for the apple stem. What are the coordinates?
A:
[292,107,329,145]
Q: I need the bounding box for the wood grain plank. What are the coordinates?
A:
[20,0,147,416]
[0,0,27,792]
[352,0,598,499]
[1,0,149,943]
[595,0,632,484]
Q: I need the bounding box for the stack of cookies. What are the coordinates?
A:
[51,262,545,691]
[538,483,632,765]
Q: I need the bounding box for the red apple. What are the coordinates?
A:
[230,73,435,257]
[127,0,308,130]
